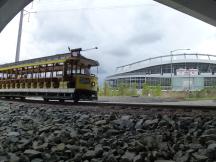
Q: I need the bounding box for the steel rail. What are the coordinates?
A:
[1,98,216,111]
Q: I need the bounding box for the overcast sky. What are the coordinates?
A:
[0,0,216,83]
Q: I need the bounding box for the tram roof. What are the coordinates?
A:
[0,52,99,71]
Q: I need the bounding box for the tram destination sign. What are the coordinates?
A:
[176,69,198,76]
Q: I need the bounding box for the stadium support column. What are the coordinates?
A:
[170,52,173,90]
[170,49,190,90]
[15,9,24,62]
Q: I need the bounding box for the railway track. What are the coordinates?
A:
[1,97,216,112]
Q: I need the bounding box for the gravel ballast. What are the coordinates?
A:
[0,101,216,162]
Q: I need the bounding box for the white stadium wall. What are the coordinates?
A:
[106,54,216,91]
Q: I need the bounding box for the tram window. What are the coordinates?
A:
[81,68,85,74]
[40,72,46,78]
[46,72,51,78]
[77,68,81,74]
[53,72,56,77]
[33,73,37,78]
[84,68,90,75]
[67,70,71,75]
[0,73,2,79]
[23,74,27,78]
[56,71,62,77]
[38,73,41,78]
[4,73,8,79]
[10,74,15,79]
[17,75,21,79]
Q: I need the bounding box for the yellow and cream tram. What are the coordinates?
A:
[0,48,99,102]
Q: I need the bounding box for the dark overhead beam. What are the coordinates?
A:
[0,0,33,33]
[154,0,216,27]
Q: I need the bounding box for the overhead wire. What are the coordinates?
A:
[30,0,158,13]
[36,4,158,13]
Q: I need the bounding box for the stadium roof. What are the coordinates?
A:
[114,53,216,75]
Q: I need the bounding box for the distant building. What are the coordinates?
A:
[106,53,216,91]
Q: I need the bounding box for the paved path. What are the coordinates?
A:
[98,96,216,106]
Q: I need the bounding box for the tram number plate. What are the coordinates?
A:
[80,78,90,84]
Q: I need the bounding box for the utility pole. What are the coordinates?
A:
[15,8,36,62]
[15,9,24,62]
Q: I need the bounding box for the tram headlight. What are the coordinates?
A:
[91,82,95,86]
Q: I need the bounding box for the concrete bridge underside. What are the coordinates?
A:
[0,0,215,33]
[0,0,32,33]
[154,0,216,27]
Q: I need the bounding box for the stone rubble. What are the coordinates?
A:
[0,102,215,162]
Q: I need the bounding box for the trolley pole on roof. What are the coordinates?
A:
[15,9,24,62]
[82,47,98,52]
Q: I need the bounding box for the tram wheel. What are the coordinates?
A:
[43,98,49,102]
[59,99,65,103]
[73,93,79,103]
[20,97,25,101]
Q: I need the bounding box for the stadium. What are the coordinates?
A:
[106,53,216,91]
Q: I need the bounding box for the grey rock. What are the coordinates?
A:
[73,153,82,162]
[38,126,52,133]
[105,129,119,136]
[162,115,175,127]
[188,143,203,150]
[133,154,143,162]
[95,120,107,126]
[134,141,145,152]
[139,135,160,149]
[7,132,20,137]
[95,144,103,157]
[143,119,159,128]
[31,158,43,162]
[0,156,8,161]
[120,151,135,162]
[56,143,65,151]
[84,150,96,160]
[203,128,216,135]
[155,160,175,162]
[8,136,19,143]
[66,144,80,153]
[200,134,216,144]
[70,129,78,138]
[33,142,48,151]
[206,143,216,160]
[24,149,41,158]
[135,119,144,129]
[113,115,134,130]
[106,155,118,162]
[192,153,208,162]
[8,153,19,162]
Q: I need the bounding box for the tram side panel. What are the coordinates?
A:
[0,75,98,101]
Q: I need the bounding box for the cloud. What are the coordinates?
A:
[106,45,131,57]
[129,32,163,45]
[34,12,92,44]
[35,26,84,43]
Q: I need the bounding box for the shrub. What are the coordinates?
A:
[142,83,150,96]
